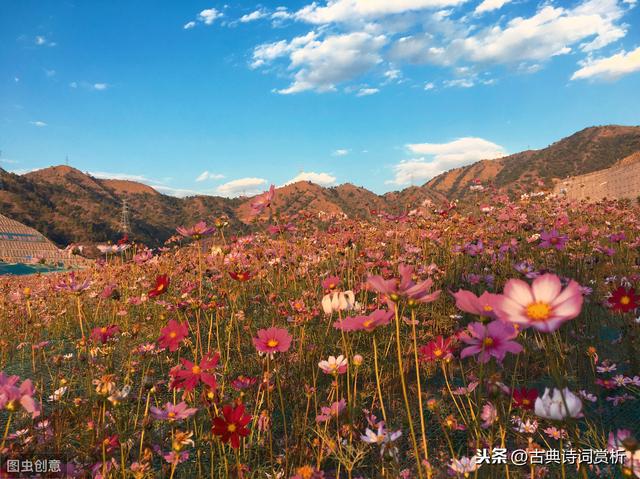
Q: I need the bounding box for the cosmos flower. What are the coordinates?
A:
[90,325,120,344]
[170,352,220,392]
[539,229,569,250]
[250,184,276,215]
[511,387,538,410]
[321,290,355,315]
[318,355,348,375]
[333,309,393,332]
[0,373,41,418]
[451,290,499,318]
[212,403,252,449]
[253,327,292,355]
[361,423,402,457]
[607,286,639,313]
[54,272,91,294]
[367,264,440,307]
[534,388,583,420]
[229,270,252,282]
[158,320,189,352]
[176,221,215,239]
[150,402,198,422]
[230,375,258,391]
[419,336,454,362]
[321,275,340,291]
[448,456,480,477]
[316,399,346,423]
[490,273,583,332]
[148,274,170,298]
[459,320,523,364]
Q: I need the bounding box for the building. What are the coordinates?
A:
[553,152,640,202]
[0,213,85,266]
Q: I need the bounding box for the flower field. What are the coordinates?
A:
[1,191,639,478]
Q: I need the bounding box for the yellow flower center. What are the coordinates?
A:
[101,327,108,333]
[362,319,373,329]
[620,296,631,305]
[434,348,443,357]
[483,337,494,347]
[483,305,493,312]
[169,331,177,338]
[526,301,551,321]
[267,339,279,348]
[191,365,201,374]
[168,412,176,418]
[227,424,237,433]
[522,399,530,405]
[157,284,164,292]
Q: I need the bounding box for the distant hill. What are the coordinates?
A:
[425,125,640,198]
[1,125,639,246]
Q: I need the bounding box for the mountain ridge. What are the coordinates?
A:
[2,124,640,246]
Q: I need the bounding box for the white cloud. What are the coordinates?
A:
[90,171,157,183]
[284,171,337,186]
[424,81,435,90]
[356,87,380,96]
[456,1,627,64]
[474,0,512,14]
[571,46,640,81]
[184,21,196,29]
[199,8,223,25]
[295,0,467,24]
[254,32,387,94]
[93,83,109,90]
[388,137,506,185]
[240,10,267,22]
[35,36,46,45]
[333,149,350,156]
[196,170,225,182]
[216,177,267,197]
[29,121,47,127]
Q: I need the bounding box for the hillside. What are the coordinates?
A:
[2,125,640,246]
[426,125,640,197]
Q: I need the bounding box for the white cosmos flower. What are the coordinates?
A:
[535,388,583,420]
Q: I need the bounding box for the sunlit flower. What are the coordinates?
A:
[170,352,220,392]
[459,320,523,363]
[491,273,583,332]
[212,403,252,449]
[607,286,639,313]
[534,388,583,420]
[419,336,454,362]
[253,327,292,355]
[148,274,170,298]
[158,319,189,352]
[318,355,348,375]
[150,402,198,422]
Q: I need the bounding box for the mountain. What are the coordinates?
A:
[1,125,639,247]
[425,125,640,198]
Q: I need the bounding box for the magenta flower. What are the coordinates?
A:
[253,327,292,355]
[0,372,41,418]
[90,325,120,344]
[490,273,583,332]
[333,309,393,332]
[367,264,440,307]
[150,401,198,422]
[459,320,523,363]
[539,229,569,250]
[54,272,91,294]
[451,290,500,318]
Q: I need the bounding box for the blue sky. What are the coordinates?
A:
[1,0,639,197]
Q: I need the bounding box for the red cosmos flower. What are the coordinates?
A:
[607,286,639,312]
[90,325,120,344]
[148,274,169,298]
[170,352,220,392]
[229,270,252,282]
[419,336,454,362]
[158,320,189,352]
[512,387,538,410]
[212,403,252,449]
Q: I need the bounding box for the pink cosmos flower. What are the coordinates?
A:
[250,184,276,215]
[490,273,583,332]
[316,399,346,423]
[170,352,219,392]
[459,320,523,363]
[367,264,440,307]
[451,290,499,318]
[54,272,91,294]
[158,319,189,352]
[253,327,292,355]
[0,373,40,418]
[150,401,198,422]
[333,309,393,332]
[176,221,215,239]
[322,275,341,291]
[539,229,569,250]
